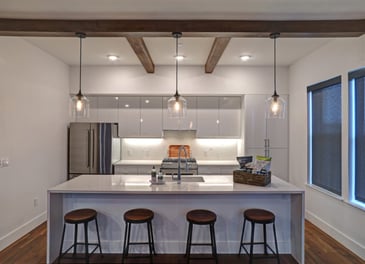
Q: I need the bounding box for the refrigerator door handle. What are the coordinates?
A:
[87,129,91,168]
[91,129,95,169]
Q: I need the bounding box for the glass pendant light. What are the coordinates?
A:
[70,32,89,118]
[266,33,286,119]
[167,32,187,118]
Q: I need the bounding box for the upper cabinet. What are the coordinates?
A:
[73,96,117,123]
[73,95,242,139]
[118,96,163,138]
[162,96,197,130]
[196,96,241,138]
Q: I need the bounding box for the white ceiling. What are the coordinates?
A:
[2,0,364,67]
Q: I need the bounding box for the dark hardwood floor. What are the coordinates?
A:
[0,220,364,264]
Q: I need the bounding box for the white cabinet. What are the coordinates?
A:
[118,96,163,138]
[97,96,119,122]
[118,97,141,137]
[163,96,197,130]
[244,94,288,148]
[114,165,160,175]
[197,96,241,138]
[244,94,289,181]
[219,97,242,137]
[73,96,118,123]
[198,165,239,175]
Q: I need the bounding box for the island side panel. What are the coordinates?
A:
[291,192,305,263]
[47,192,64,264]
[59,193,293,254]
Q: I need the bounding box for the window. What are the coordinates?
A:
[307,76,342,195]
[349,68,365,205]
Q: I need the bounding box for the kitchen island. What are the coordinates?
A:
[47,174,304,263]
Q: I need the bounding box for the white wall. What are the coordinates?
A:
[289,36,365,259]
[69,65,289,96]
[0,37,70,250]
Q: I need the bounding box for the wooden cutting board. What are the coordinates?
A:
[168,145,190,158]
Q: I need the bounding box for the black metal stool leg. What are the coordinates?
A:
[273,223,280,264]
[58,224,66,263]
[146,222,153,263]
[84,222,89,264]
[186,222,193,264]
[238,218,246,255]
[94,218,103,255]
[249,222,255,264]
[210,223,218,264]
[148,221,156,255]
[121,222,128,264]
[263,223,268,255]
[73,224,78,256]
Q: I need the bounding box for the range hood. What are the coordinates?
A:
[162,130,197,138]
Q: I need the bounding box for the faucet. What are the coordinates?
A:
[177,145,189,183]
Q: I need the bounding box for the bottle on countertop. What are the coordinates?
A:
[151,166,157,182]
[158,169,164,181]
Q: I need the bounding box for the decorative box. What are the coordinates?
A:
[233,170,271,186]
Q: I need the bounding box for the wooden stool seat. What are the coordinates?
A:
[186,209,216,224]
[238,208,279,264]
[185,209,218,264]
[59,208,102,264]
[122,208,156,264]
[64,208,97,224]
[244,208,275,224]
[124,208,154,223]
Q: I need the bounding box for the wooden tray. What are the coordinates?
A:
[233,170,271,186]
[168,145,190,158]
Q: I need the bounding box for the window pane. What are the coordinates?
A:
[353,75,365,203]
[308,78,342,195]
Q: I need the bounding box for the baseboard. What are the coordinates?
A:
[0,211,47,251]
[306,210,365,260]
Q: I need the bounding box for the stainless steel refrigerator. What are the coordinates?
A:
[68,123,120,180]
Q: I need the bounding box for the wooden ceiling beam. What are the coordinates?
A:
[126,36,155,73]
[0,19,364,37]
[205,37,231,73]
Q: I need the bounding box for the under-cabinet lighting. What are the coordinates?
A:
[123,138,163,146]
[145,99,150,104]
[196,139,239,147]
[125,104,130,108]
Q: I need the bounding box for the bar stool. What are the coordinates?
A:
[238,208,280,264]
[58,208,102,264]
[122,208,156,264]
[185,209,218,264]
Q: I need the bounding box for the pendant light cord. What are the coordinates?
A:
[79,35,82,95]
[273,35,277,96]
[174,33,180,97]
[76,32,86,97]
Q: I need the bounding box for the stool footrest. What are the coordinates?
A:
[190,243,213,246]
[239,242,278,257]
[59,243,102,259]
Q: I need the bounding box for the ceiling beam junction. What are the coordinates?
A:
[126,36,155,73]
[205,37,231,73]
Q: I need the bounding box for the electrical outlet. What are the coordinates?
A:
[33,198,39,207]
[0,159,2,168]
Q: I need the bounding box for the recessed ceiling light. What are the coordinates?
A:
[107,55,119,61]
[174,55,185,61]
[240,55,252,61]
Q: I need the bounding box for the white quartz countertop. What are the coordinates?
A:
[114,160,239,166]
[48,174,303,195]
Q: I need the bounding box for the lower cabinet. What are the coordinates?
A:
[114,165,160,175]
[198,165,239,175]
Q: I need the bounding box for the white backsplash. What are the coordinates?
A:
[121,130,242,161]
